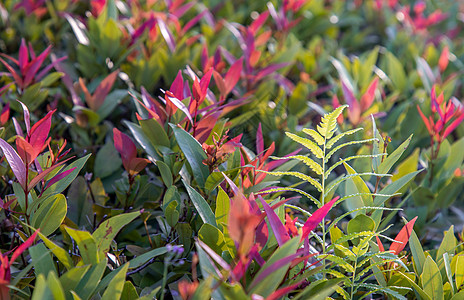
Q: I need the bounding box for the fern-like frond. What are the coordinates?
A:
[271,155,323,175]
[325,173,392,195]
[326,128,363,149]
[285,132,324,159]
[325,138,378,160]
[317,105,347,139]
[321,255,354,273]
[327,206,402,232]
[258,187,320,206]
[325,154,387,179]
[257,170,322,192]
[330,231,375,248]
[302,128,325,145]
[357,283,408,300]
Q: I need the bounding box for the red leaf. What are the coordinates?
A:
[113,128,137,172]
[443,111,464,140]
[15,138,37,166]
[267,281,303,300]
[29,109,55,150]
[249,11,269,35]
[128,157,151,175]
[438,46,449,73]
[224,57,243,95]
[0,103,10,126]
[417,105,433,135]
[259,196,290,247]
[91,70,119,111]
[390,216,418,255]
[0,138,27,189]
[360,77,378,112]
[376,236,385,252]
[301,197,338,241]
[10,230,38,265]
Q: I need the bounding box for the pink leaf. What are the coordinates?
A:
[12,118,24,138]
[266,281,304,300]
[23,45,51,88]
[301,197,339,241]
[91,70,119,111]
[182,10,208,34]
[170,71,185,100]
[46,167,77,188]
[249,11,269,35]
[360,77,378,112]
[259,196,290,247]
[248,251,302,290]
[0,139,27,189]
[18,39,29,75]
[341,80,361,124]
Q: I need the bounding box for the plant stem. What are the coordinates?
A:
[160,258,169,300]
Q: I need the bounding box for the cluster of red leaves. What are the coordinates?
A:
[0,39,66,91]
[417,86,464,147]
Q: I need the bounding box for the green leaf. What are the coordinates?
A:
[47,271,66,300]
[409,229,426,276]
[95,140,122,178]
[74,259,107,300]
[36,231,73,270]
[421,256,444,300]
[215,187,229,231]
[170,124,209,189]
[443,253,455,296]
[125,121,161,161]
[392,148,419,181]
[40,72,64,87]
[385,51,407,92]
[42,154,91,198]
[165,200,180,227]
[60,266,91,296]
[248,237,300,297]
[374,170,423,207]
[65,227,99,265]
[199,223,229,255]
[436,225,456,262]
[343,162,373,207]
[139,118,170,149]
[101,263,129,300]
[455,255,464,290]
[31,274,53,300]
[378,134,412,175]
[128,247,168,269]
[121,281,138,300]
[183,180,217,227]
[31,194,67,236]
[397,271,431,300]
[347,214,375,235]
[156,160,173,187]
[93,211,141,255]
[30,243,55,277]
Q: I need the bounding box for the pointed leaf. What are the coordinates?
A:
[301,197,338,241]
[260,197,290,246]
